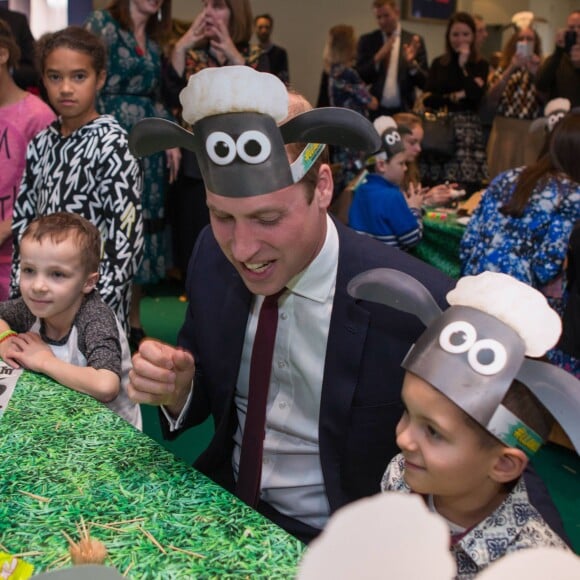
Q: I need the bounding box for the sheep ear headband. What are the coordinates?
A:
[128,66,381,198]
[529,98,571,134]
[347,269,580,457]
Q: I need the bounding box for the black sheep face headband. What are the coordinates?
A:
[347,269,580,457]
[128,66,381,198]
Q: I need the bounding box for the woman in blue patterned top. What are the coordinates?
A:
[323,25,378,198]
[460,110,580,294]
[85,0,181,348]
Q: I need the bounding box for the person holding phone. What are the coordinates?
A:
[485,16,545,180]
[536,10,580,108]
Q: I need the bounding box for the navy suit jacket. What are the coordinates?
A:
[356,28,428,112]
[165,218,567,541]
[171,219,451,506]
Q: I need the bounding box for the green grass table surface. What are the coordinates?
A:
[0,372,304,578]
[412,214,465,279]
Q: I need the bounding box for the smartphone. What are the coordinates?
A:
[564,30,577,53]
[516,41,531,58]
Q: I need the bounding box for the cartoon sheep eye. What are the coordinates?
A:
[383,131,401,147]
[206,131,237,165]
[439,321,477,354]
[467,339,507,376]
[236,131,271,164]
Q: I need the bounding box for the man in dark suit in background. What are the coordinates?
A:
[254,13,289,85]
[356,0,428,118]
[0,7,39,92]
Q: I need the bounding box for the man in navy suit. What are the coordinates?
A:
[254,13,289,85]
[128,72,567,545]
[356,0,428,118]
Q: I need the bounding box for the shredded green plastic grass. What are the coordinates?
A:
[0,372,304,578]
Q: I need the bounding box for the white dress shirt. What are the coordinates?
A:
[381,24,402,108]
[232,214,338,529]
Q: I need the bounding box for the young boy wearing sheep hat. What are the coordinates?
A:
[348,116,425,250]
[348,268,579,577]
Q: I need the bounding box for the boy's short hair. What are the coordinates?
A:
[0,18,21,69]
[36,26,107,75]
[284,90,330,204]
[463,380,554,452]
[21,212,101,274]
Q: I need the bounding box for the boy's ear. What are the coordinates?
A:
[489,447,528,484]
[375,158,387,173]
[83,272,99,294]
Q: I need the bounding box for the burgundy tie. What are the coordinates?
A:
[236,289,284,507]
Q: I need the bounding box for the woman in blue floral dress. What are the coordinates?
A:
[323,25,378,198]
[460,111,580,294]
[85,0,181,346]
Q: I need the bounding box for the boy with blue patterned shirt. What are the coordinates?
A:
[347,269,578,578]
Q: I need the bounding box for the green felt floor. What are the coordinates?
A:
[140,281,580,553]
[140,281,213,466]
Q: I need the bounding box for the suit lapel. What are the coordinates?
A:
[319,222,370,508]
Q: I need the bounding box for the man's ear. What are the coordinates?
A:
[83,272,99,294]
[314,163,334,210]
[489,447,528,484]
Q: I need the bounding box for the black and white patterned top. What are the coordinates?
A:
[10,115,143,332]
[0,291,141,429]
[491,67,542,120]
[381,453,569,579]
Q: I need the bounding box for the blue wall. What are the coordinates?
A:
[68,0,92,25]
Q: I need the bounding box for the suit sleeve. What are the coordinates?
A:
[356,34,381,85]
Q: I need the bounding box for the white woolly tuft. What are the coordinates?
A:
[544,97,571,117]
[446,272,562,357]
[511,11,534,30]
[373,115,397,136]
[179,66,289,125]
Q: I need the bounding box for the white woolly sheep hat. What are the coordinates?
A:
[128,66,380,198]
[347,269,580,456]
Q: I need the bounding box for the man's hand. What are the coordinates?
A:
[128,339,195,418]
[374,33,397,65]
[402,35,421,65]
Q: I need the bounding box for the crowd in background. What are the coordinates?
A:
[1,0,580,356]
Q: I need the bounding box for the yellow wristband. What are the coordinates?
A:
[0,329,17,344]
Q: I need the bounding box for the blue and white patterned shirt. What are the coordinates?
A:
[459,167,580,288]
[381,454,569,579]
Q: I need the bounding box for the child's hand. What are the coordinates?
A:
[8,332,55,374]
[406,182,426,210]
[0,334,21,369]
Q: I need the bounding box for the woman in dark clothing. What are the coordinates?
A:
[163,0,266,282]
[419,12,489,195]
